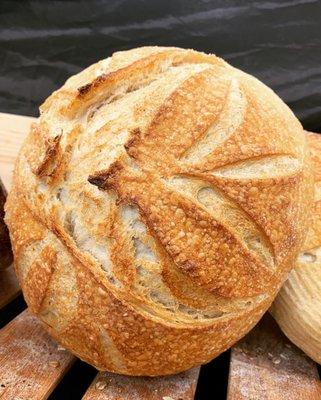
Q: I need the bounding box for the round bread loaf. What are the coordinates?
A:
[271,132,321,363]
[5,47,313,375]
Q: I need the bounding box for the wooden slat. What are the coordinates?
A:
[0,112,34,189]
[82,368,199,400]
[227,314,321,399]
[0,309,75,399]
[0,264,20,309]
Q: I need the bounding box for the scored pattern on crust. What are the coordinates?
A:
[11,48,308,328]
[86,70,302,301]
[181,78,246,162]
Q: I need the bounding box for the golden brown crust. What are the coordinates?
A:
[23,246,56,313]
[5,46,313,375]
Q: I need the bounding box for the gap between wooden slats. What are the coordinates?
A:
[0,309,75,400]
[227,314,321,400]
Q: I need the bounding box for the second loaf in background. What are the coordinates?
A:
[271,132,321,363]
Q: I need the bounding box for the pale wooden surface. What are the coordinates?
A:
[227,314,321,400]
[0,112,34,189]
[83,368,200,400]
[0,309,75,400]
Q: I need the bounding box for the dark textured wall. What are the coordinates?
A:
[0,0,320,131]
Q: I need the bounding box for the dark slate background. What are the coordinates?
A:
[0,0,321,131]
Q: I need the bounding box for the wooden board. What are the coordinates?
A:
[0,309,75,400]
[227,314,321,400]
[83,368,200,400]
[0,112,34,189]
